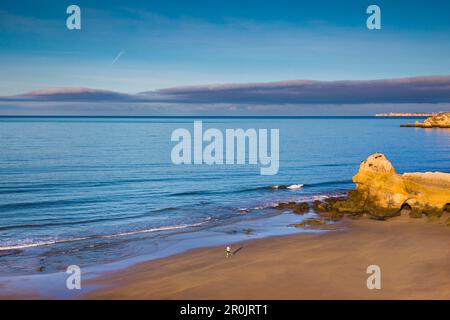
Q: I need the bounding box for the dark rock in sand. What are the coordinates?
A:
[274,201,310,214]
[313,200,331,213]
[293,202,310,214]
[291,218,326,228]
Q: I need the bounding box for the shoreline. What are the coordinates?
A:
[0,210,330,298]
[1,151,449,300]
[82,216,450,300]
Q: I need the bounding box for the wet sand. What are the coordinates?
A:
[85,216,450,299]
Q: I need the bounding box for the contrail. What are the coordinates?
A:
[111,50,125,65]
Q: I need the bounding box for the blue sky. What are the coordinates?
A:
[1,1,450,115]
[1,0,450,95]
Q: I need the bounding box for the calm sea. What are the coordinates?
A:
[0,117,449,276]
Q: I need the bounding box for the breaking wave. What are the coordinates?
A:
[0,221,208,251]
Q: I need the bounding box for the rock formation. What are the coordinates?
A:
[401,112,450,128]
[316,153,450,220]
[274,201,310,214]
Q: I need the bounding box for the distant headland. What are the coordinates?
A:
[375,112,440,117]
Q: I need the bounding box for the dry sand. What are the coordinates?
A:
[85,216,450,300]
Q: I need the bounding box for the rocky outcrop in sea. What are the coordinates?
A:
[401,112,450,128]
[281,153,450,225]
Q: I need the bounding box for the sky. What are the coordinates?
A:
[1,0,450,115]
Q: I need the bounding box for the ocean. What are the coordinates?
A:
[0,116,449,277]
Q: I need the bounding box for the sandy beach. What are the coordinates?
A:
[84,216,450,300]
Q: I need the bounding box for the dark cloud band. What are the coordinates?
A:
[2,76,450,105]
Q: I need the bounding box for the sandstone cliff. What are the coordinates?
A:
[319,154,450,220]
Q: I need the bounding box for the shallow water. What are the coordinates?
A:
[0,116,449,276]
